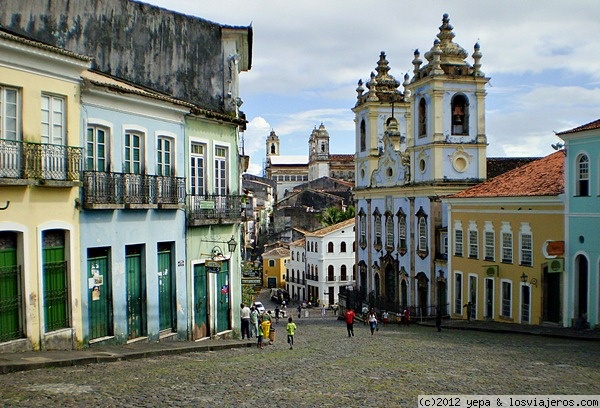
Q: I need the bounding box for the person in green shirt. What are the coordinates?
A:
[286,317,297,350]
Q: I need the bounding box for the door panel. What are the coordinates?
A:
[193,264,208,339]
[157,246,174,331]
[88,251,112,340]
[216,262,229,333]
[126,249,146,339]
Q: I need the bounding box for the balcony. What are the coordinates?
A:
[0,139,82,186]
[187,194,245,226]
[83,171,185,210]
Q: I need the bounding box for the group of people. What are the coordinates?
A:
[241,302,297,350]
[345,306,417,337]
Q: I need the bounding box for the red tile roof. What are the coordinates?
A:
[557,118,600,135]
[450,151,564,198]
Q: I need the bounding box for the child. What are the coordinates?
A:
[257,318,264,349]
[286,316,297,349]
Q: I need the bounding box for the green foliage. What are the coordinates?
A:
[317,206,355,227]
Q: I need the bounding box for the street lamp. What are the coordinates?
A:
[520,272,537,287]
[206,236,238,260]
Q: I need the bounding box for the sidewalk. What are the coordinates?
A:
[416,318,600,341]
[0,338,253,375]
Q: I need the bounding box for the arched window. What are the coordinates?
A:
[360,119,366,152]
[315,243,318,252]
[451,94,468,135]
[341,265,347,281]
[328,242,334,253]
[340,241,347,253]
[418,217,427,251]
[291,252,294,261]
[577,154,589,196]
[328,265,334,281]
[418,97,427,137]
[270,143,276,154]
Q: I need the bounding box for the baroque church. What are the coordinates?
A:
[264,124,355,198]
[353,14,489,315]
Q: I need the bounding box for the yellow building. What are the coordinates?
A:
[262,246,290,289]
[444,152,565,325]
[0,29,91,351]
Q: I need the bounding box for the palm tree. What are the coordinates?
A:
[318,206,355,227]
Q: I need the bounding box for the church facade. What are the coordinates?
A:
[353,14,489,316]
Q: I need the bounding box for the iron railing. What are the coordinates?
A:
[82,171,185,208]
[0,138,82,181]
[188,194,245,225]
[0,265,23,342]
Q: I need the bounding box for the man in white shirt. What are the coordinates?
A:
[240,303,251,339]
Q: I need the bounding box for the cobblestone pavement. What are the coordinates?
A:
[1,314,599,408]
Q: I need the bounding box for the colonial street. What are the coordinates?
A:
[0,313,598,407]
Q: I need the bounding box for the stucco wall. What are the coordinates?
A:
[0,0,228,112]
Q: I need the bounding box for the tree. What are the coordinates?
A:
[318,206,355,227]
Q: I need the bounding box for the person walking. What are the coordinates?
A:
[382,310,389,327]
[240,303,251,339]
[463,301,473,323]
[286,317,297,349]
[250,306,259,338]
[368,308,378,336]
[344,308,356,337]
[275,305,280,324]
[435,307,442,332]
[257,316,264,349]
[362,305,368,325]
[321,304,326,318]
[403,307,410,326]
[297,305,302,319]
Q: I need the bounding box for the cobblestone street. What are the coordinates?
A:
[1,314,599,407]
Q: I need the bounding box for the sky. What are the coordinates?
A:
[146,0,600,176]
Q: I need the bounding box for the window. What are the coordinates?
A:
[397,209,407,254]
[328,265,334,281]
[86,125,108,171]
[124,132,143,174]
[157,136,173,176]
[268,260,275,267]
[484,223,495,261]
[360,119,366,152]
[418,97,427,137]
[455,227,463,257]
[385,215,394,250]
[577,154,589,196]
[520,224,533,267]
[418,218,427,251]
[0,86,19,140]
[340,242,347,253]
[327,242,334,253]
[291,252,294,261]
[190,143,205,195]
[454,272,462,315]
[373,209,382,250]
[468,226,478,259]
[451,94,468,135]
[501,280,512,317]
[315,243,318,252]
[501,223,513,263]
[41,94,65,145]
[440,231,448,257]
[215,146,227,195]
[359,209,367,249]
[340,265,347,281]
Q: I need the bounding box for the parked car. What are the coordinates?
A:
[253,301,266,314]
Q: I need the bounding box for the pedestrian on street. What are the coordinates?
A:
[297,305,302,318]
[257,316,264,349]
[275,306,280,324]
[436,307,442,332]
[382,310,389,327]
[240,303,251,339]
[286,317,297,349]
[345,308,356,337]
[463,301,473,323]
[249,306,259,338]
[403,307,410,326]
[368,308,378,336]
[362,305,368,325]
[321,304,326,318]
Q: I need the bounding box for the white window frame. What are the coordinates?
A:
[385,215,394,249]
[468,221,478,259]
[454,222,463,257]
[86,124,109,172]
[398,215,407,250]
[157,135,174,177]
[418,217,427,251]
[519,223,533,267]
[484,222,495,261]
[124,130,144,174]
[41,94,65,145]
[190,142,206,196]
[214,145,228,195]
[501,222,513,264]
[577,154,589,196]
[0,86,20,140]
[500,279,512,318]
[454,271,463,315]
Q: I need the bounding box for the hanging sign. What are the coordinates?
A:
[206,260,222,273]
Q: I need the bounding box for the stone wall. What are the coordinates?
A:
[0,0,243,113]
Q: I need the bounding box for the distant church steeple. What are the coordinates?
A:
[266,129,280,157]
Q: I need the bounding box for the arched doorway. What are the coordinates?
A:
[374,273,381,300]
[415,272,429,316]
[400,279,408,309]
[575,255,589,323]
[385,264,396,305]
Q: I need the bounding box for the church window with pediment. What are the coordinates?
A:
[418,97,427,137]
[451,94,469,135]
[385,213,394,251]
[416,207,429,259]
[359,208,367,249]
[373,209,382,251]
[396,209,407,256]
[360,119,366,152]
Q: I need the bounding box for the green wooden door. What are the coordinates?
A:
[43,231,68,332]
[193,264,208,337]
[126,247,146,339]
[157,244,174,331]
[216,262,229,333]
[0,239,22,342]
[88,249,112,340]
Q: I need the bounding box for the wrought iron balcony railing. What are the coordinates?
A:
[83,171,185,209]
[0,138,83,182]
[188,194,245,226]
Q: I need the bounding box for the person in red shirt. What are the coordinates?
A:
[345,308,356,337]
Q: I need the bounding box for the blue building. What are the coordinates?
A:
[80,71,191,344]
[557,119,600,328]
